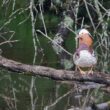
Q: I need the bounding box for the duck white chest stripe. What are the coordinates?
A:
[74,50,97,67]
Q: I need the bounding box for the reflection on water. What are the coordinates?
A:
[0,68,69,110]
[0,68,110,110]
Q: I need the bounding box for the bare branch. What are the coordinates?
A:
[0,40,19,46]
[0,56,110,85]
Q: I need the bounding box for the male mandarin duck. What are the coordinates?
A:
[73,29,97,75]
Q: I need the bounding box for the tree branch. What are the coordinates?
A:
[0,56,110,85]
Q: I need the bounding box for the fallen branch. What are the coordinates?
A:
[0,56,110,85]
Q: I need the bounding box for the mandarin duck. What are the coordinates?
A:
[73,29,97,75]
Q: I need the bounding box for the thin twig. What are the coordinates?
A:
[37,30,73,56]
[0,40,19,46]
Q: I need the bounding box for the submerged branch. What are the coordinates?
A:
[0,56,110,85]
[68,101,110,110]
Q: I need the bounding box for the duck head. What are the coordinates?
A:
[76,29,93,47]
